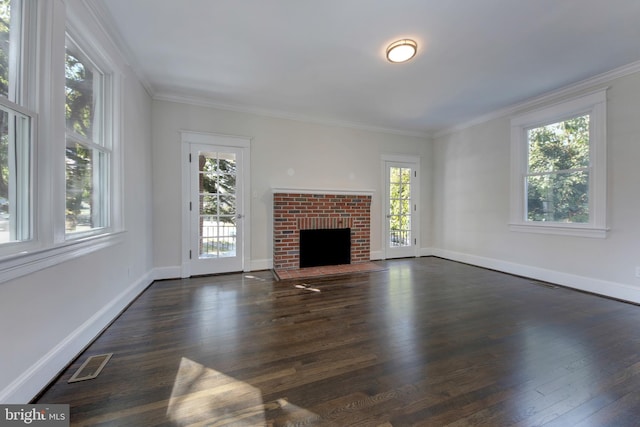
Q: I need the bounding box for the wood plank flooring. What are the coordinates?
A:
[35,257,640,426]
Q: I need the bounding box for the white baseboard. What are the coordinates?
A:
[420,247,434,257]
[159,262,274,277]
[152,266,181,281]
[0,271,154,404]
[433,249,640,304]
[370,248,431,260]
[249,259,272,271]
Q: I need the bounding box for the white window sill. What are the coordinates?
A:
[509,223,608,238]
[0,231,126,284]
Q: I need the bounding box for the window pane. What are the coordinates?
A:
[0,0,11,99]
[65,45,102,142]
[390,222,410,247]
[66,140,106,233]
[526,171,589,223]
[0,108,9,242]
[0,0,19,101]
[219,194,235,214]
[199,195,236,216]
[388,166,412,247]
[0,103,31,243]
[197,151,238,259]
[199,216,236,258]
[528,115,590,173]
[199,172,217,193]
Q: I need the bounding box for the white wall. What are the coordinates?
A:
[432,68,640,302]
[151,100,432,272]
[0,1,154,403]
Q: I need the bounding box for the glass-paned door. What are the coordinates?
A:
[190,144,244,275]
[385,161,417,259]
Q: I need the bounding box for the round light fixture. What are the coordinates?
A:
[386,39,417,63]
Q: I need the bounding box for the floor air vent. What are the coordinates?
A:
[68,353,113,383]
[530,280,558,289]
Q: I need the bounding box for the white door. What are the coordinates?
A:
[384,160,418,259]
[188,144,246,275]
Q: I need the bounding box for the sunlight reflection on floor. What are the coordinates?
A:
[167,357,319,426]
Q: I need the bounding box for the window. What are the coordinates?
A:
[0,0,34,245]
[526,115,590,223]
[389,166,412,247]
[65,34,111,237]
[510,90,607,237]
[0,1,124,282]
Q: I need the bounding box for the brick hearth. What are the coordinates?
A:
[273,191,372,271]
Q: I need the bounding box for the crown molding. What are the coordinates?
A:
[82,0,156,97]
[433,59,640,139]
[153,92,431,139]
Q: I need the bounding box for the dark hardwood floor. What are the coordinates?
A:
[36,257,640,426]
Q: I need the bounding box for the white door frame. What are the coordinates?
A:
[381,154,420,259]
[181,131,251,277]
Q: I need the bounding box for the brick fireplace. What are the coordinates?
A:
[273,190,372,271]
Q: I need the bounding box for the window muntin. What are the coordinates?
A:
[65,35,110,236]
[525,115,590,223]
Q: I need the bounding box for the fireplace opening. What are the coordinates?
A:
[299,228,351,268]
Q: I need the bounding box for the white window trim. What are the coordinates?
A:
[0,0,125,284]
[509,89,608,238]
[0,231,125,283]
[63,31,118,240]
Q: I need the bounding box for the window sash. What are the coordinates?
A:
[0,0,37,249]
[0,0,23,102]
[65,137,110,236]
[65,35,105,147]
[525,169,590,224]
[0,97,32,244]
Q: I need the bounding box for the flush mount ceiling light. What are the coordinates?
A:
[386,39,418,63]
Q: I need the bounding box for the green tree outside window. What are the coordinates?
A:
[526,115,590,223]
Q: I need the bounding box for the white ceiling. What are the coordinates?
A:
[94,0,640,136]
